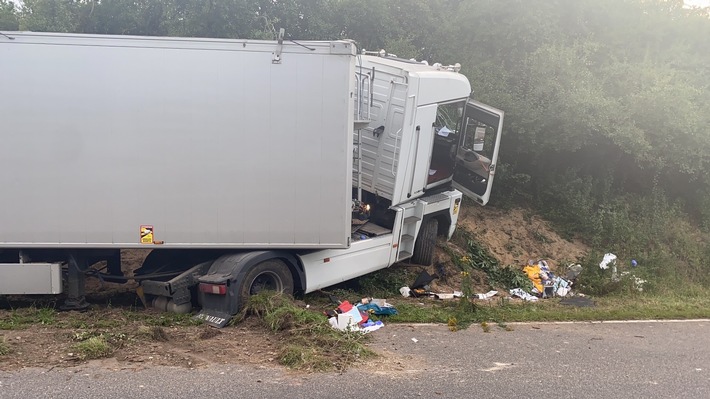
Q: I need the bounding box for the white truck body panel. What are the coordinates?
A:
[0,263,63,294]
[300,235,395,292]
[0,33,356,249]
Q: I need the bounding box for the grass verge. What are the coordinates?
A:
[0,307,56,330]
[382,292,710,325]
[0,305,202,331]
[237,291,375,372]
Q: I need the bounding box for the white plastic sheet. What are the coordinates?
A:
[599,253,617,269]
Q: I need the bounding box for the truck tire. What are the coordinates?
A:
[411,218,438,265]
[238,259,294,305]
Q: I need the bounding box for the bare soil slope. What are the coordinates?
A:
[457,204,589,270]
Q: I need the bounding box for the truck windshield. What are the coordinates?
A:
[434,100,465,136]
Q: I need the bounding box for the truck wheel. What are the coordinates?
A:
[411,218,438,265]
[238,259,294,304]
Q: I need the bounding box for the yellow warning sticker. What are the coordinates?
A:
[453,198,461,215]
[140,225,154,244]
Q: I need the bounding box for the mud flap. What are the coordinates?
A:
[194,310,231,328]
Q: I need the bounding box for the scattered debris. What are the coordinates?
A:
[411,270,438,290]
[566,263,583,282]
[398,270,442,298]
[325,296,397,333]
[599,253,617,270]
[475,290,498,300]
[620,272,647,291]
[513,259,577,300]
[358,300,398,316]
[523,260,544,293]
[360,320,385,333]
[432,292,461,300]
[599,253,645,291]
[334,305,363,330]
[509,288,538,302]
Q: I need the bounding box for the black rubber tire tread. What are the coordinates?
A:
[238,259,295,306]
[411,218,438,265]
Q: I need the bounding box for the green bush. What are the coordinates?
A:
[534,169,710,292]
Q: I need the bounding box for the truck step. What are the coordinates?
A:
[354,119,371,130]
[398,251,412,260]
[401,234,414,242]
[421,193,449,204]
[403,216,421,224]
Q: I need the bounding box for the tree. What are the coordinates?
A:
[19,0,82,32]
[0,0,19,31]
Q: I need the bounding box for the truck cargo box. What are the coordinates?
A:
[0,32,356,249]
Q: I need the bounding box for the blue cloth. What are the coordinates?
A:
[357,303,398,315]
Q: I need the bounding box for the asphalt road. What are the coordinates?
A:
[1,320,708,398]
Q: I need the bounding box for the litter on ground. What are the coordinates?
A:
[512,259,579,300]
[325,296,398,333]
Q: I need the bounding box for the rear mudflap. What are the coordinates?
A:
[194,310,231,328]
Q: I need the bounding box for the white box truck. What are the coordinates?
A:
[0,32,503,326]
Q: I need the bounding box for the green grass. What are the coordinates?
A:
[71,335,113,360]
[70,329,129,360]
[0,305,203,331]
[380,293,710,326]
[0,307,56,330]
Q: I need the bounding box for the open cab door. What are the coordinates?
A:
[452,99,504,205]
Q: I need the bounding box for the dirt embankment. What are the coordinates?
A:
[457,205,588,270]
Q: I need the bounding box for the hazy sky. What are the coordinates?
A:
[5,0,710,10]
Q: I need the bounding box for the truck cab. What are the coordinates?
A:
[353,54,504,209]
